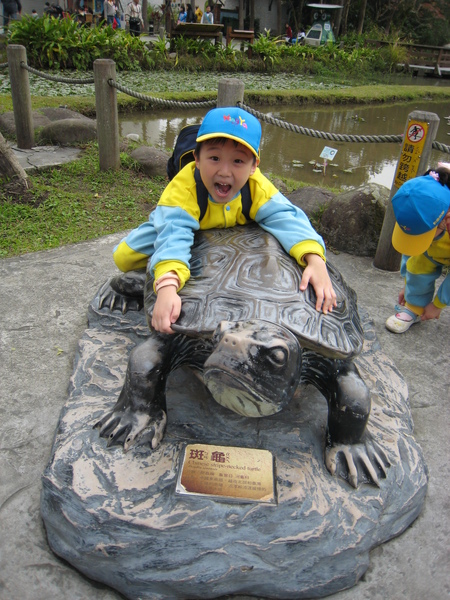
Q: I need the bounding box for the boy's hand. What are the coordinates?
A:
[300,253,337,314]
[151,286,181,334]
[421,302,442,321]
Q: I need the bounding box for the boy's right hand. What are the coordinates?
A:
[151,286,181,334]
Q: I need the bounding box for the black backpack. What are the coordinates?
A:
[166,123,252,222]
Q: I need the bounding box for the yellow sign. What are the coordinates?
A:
[176,443,276,504]
[394,119,429,189]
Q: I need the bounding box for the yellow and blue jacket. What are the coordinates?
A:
[114,162,326,290]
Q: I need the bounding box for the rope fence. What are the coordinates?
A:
[108,79,216,109]
[3,52,450,154]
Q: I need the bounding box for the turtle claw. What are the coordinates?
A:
[325,439,390,488]
[98,272,145,314]
[94,409,167,452]
[98,281,143,314]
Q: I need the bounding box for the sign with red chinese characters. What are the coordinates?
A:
[176,443,276,504]
[394,119,429,189]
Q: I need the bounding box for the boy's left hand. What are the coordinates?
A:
[300,253,337,314]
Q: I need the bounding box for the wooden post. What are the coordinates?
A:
[93,59,120,171]
[217,78,245,108]
[373,110,440,271]
[7,45,34,150]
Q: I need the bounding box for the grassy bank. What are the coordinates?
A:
[0,144,166,258]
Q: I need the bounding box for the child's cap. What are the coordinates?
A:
[392,175,450,256]
[196,107,261,159]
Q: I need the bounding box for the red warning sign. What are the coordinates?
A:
[406,123,425,143]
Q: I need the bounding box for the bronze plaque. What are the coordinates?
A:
[176,443,276,505]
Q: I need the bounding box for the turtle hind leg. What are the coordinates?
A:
[94,336,171,451]
[301,350,389,488]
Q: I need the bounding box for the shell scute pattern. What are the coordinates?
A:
[144,225,364,359]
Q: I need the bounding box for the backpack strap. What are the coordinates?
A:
[194,168,252,222]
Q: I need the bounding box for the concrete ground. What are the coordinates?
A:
[1,149,449,600]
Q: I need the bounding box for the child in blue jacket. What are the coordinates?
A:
[386,164,450,333]
[114,107,336,333]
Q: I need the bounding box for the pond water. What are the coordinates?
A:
[119,100,450,190]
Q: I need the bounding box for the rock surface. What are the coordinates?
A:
[41,289,427,600]
[130,145,170,177]
[37,118,97,145]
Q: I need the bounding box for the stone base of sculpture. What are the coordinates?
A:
[41,296,428,600]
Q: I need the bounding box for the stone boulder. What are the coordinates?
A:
[318,184,389,256]
[37,118,97,145]
[130,145,170,178]
[287,185,336,219]
[0,107,94,139]
[0,110,51,136]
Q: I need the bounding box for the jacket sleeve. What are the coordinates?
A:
[249,170,326,265]
[149,205,199,287]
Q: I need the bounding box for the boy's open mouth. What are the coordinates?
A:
[215,183,232,197]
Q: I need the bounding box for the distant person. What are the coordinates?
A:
[385,163,450,334]
[177,4,186,23]
[296,28,306,44]
[201,4,213,24]
[195,4,202,22]
[31,8,38,17]
[44,2,63,17]
[186,3,195,23]
[285,23,293,42]
[125,0,143,36]
[105,0,116,26]
[1,0,21,28]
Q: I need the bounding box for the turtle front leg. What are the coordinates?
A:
[94,336,171,451]
[301,351,389,488]
[98,270,146,314]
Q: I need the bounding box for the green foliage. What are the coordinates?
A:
[7,15,153,70]
[250,30,285,66]
[0,143,165,257]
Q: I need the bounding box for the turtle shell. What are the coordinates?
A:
[144,225,364,359]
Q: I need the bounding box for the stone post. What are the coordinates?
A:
[217,78,245,108]
[373,110,440,271]
[7,45,34,149]
[93,59,120,171]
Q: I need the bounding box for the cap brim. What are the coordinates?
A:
[196,132,260,159]
[392,222,436,256]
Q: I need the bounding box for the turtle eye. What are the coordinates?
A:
[265,347,287,368]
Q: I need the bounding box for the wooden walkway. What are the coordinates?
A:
[367,40,450,77]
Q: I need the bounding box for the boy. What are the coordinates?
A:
[113,107,336,334]
[385,164,450,333]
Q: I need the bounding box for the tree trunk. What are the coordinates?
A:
[277,0,282,36]
[357,0,367,35]
[249,0,255,31]
[339,0,352,37]
[239,0,244,29]
[0,132,30,191]
[142,0,148,33]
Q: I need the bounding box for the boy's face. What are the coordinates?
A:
[195,139,258,205]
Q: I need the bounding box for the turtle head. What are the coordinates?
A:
[203,320,301,418]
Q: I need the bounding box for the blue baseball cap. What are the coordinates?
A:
[391,174,450,256]
[196,107,261,159]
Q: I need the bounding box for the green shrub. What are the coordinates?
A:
[7,15,153,70]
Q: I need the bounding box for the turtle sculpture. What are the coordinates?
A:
[96,225,389,488]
